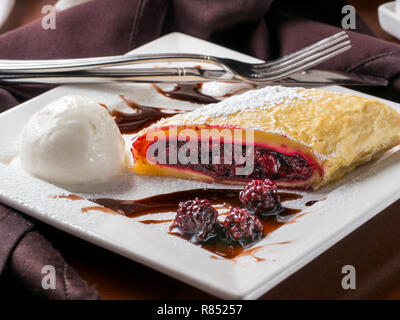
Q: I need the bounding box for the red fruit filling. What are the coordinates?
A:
[154,140,314,182]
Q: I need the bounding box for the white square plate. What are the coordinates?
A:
[1,33,400,299]
[378,1,400,40]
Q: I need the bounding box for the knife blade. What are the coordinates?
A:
[0,67,388,86]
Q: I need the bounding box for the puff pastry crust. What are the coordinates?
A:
[131,86,400,189]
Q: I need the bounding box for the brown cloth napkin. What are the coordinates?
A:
[0,205,99,299]
[1,0,400,299]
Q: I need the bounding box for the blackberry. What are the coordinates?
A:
[173,198,219,242]
[222,208,263,245]
[239,179,284,216]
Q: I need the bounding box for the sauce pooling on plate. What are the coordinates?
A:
[82,189,304,259]
[53,188,304,259]
[152,83,219,104]
[109,95,181,134]
[106,82,255,134]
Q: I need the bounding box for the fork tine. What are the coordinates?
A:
[263,45,352,82]
[253,44,352,81]
[254,34,349,72]
[254,31,347,68]
[252,40,351,79]
[253,32,348,70]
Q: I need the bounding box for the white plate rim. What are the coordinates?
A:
[0,32,400,299]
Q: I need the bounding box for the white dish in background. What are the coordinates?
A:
[378,1,400,40]
[55,0,92,11]
[1,33,400,299]
[0,0,15,30]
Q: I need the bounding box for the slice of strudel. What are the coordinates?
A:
[131,86,400,189]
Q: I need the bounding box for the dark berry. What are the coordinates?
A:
[256,152,280,176]
[277,154,311,180]
[173,198,219,242]
[239,179,284,216]
[222,208,263,244]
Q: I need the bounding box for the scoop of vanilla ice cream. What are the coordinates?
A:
[20,95,125,188]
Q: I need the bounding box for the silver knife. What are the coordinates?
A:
[0,67,387,86]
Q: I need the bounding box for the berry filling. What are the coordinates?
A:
[156,140,314,182]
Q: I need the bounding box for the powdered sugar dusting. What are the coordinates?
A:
[145,85,327,160]
[171,86,313,123]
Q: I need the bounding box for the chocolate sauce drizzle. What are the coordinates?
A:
[168,215,292,260]
[152,83,219,104]
[107,83,257,134]
[89,189,303,219]
[305,197,327,207]
[50,189,306,259]
[90,188,241,219]
[50,194,84,201]
[85,188,304,259]
[110,95,180,134]
[108,84,220,134]
[305,200,319,207]
[52,189,302,259]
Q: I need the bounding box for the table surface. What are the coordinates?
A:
[2,0,400,300]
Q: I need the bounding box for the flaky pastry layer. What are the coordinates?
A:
[131,86,400,189]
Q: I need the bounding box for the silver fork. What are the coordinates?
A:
[0,32,350,83]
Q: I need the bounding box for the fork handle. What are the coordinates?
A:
[0,53,222,73]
